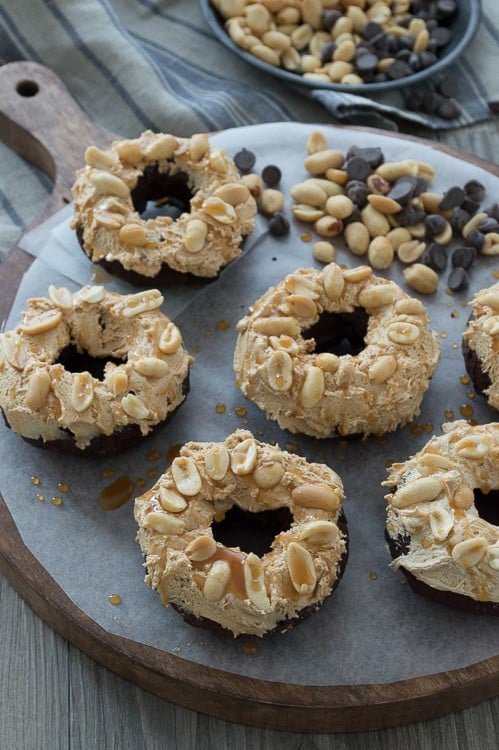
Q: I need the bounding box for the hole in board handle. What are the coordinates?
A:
[16,79,39,97]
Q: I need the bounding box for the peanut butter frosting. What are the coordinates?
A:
[463,282,499,410]
[0,285,193,450]
[384,421,499,605]
[233,262,440,438]
[134,429,348,637]
[71,130,256,279]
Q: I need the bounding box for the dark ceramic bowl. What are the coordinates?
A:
[199,0,481,95]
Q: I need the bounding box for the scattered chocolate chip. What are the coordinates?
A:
[439,186,465,210]
[348,146,384,169]
[450,207,470,233]
[268,212,290,237]
[451,246,476,269]
[447,266,469,292]
[422,242,447,272]
[345,156,371,182]
[478,217,499,234]
[464,179,486,204]
[436,97,461,120]
[485,202,499,220]
[425,213,448,236]
[438,73,459,98]
[320,41,336,64]
[346,179,370,207]
[465,228,485,251]
[234,148,256,173]
[261,164,281,187]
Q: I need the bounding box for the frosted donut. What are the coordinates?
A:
[71,130,257,284]
[134,429,348,637]
[233,263,440,438]
[462,281,499,411]
[384,421,499,614]
[0,285,193,454]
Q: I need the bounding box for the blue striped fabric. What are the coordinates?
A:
[0,0,498,261]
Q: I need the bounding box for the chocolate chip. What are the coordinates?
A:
[425,213,448,237]
[436,98,461,120]
[386,59,413,80]
[431,26,452,48]
[422,242,447,272]
[347,146,384,169]
[447,267,469,292]
[478,217,499,234]
[464,179,485,204]
[346,180,370,207]
[322,10,342,31]
[234,148,256,173]
[438,73,459,98]
[345,156,371,182]
[450,208,470,233]
[451,246,476,269]
[388,175,418,205]
[261,164,281,187]
[364,21,383,41]
[320,41,336,64]
[268,212,290,237]
[485,202,499,220]
[465,229,485,251]
[439,186,465,210]
[461,197,480,214]
[355,52,379,75]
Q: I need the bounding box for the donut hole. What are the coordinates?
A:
[212,505,293,557]
[131,165,193,222]
[474,487,499,526]
[57,344,124,381]
[303,308,369,356]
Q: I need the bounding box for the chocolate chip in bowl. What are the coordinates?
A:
[199,0,481,98]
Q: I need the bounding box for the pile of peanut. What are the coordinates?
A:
[211,0,457,87]
[284,129,499,294]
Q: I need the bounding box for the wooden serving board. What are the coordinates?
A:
[0,61,498,734]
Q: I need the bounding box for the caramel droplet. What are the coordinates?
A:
[51,496,63,507]
[460,375,470,385]
[243,641,257,655]
[301,232,312,242]
[460,404,474,418]
[102,467,115,479]
[108,594,122,605]
[217,319,230,331]
[235,407,247,417]
[57,482,69,493]
[99,476,134,511]
[215,403,226,414]
[31,476,41,486]
[147,450,161,462]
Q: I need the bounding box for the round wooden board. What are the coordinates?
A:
[0,61,498,733]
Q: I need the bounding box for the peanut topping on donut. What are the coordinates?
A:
[134,430,348,637]
[71,130,257,280]
[463,281,499,411]
[385,421,499,605]
[234,262,440,438]
[0,286,193,450]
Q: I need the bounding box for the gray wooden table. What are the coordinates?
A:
[1,113,499,750]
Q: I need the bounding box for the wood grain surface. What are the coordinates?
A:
[0,61,498,747]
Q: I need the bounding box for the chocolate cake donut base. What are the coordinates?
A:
[386,530,499,616]
[462,335,492,399]
[76,225,211,287]
[2,375,189,457]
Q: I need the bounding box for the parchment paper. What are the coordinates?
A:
[1,123,497,686]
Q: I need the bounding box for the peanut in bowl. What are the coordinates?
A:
[199,0,481,95]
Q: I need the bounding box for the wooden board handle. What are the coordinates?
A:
[0,61,115,218]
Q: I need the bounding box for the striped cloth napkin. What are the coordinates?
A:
[1,0,498,262]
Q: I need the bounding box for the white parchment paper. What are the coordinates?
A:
[1,123,497,686]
